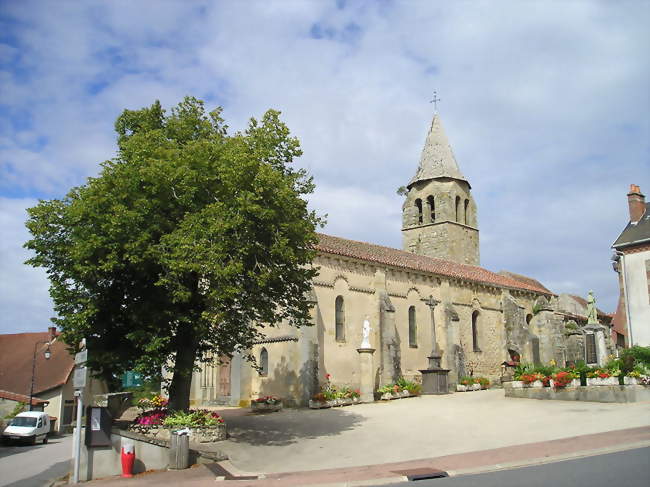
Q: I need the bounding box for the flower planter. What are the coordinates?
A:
[191,424,227,443]
[550,379,574,389]
[587,377,617,386]
[127,424,166,439]
[456,384,467,392]
[251,401,283,413]
[530,380,544,389]
[471,384,481,391]
[509,381,524,389]
[340,398,353,406]
[128,424,226,443]
[401,390,411,397]
[309,400,330,409]
[624,377,639,386]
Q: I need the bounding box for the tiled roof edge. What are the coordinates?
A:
[315,233,554,296]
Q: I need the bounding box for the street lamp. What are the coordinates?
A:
[29,340,52,411]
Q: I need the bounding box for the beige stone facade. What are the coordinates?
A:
[189,113,611,407]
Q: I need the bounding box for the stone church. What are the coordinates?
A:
[188,113,613,407]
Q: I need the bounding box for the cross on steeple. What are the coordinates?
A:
[429,91,441,113]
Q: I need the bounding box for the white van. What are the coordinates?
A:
[2,411,50,445]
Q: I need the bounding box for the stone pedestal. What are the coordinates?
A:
[420,355,450,395]
[357,348,376,403]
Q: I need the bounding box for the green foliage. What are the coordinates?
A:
[564,321,578,332]
[573,360,589,372]
[513,362,535,380]
[125,377,162,404]
[25,97,324,410]
[376,378,421,396]
[459,376,476,386]
[396,377,421,395]
[377,384,397,394]
[4,402,26,419]
[535,364,559,377]
[162,409,224,428]
[621,346,650,367]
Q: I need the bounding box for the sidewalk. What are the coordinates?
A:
[87,426,650,486]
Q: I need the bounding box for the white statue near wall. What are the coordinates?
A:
[361,316,372,348]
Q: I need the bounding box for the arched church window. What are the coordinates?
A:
[464,199,469,225]
[408,306,417,347]
[471,310,480,351]
[415,199,423,224]
[427,196,435,222]
[335,295,345,342]
[455,196,461,222]
[260,347,268,376]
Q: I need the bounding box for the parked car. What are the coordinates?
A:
[1,412,50,445]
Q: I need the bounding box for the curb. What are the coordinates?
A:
[445,440,650,478]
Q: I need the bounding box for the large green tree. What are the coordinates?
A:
[25,97,323,410]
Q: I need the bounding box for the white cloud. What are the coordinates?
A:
[0,0,648,331]
[0,198,54,334]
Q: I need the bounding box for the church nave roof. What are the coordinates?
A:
[316,233,553,296]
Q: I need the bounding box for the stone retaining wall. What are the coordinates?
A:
[504,384,650,403]
[77,427,228,481]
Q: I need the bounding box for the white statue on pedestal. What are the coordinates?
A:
[360,317,372,348]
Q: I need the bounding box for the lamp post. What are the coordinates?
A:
[29,340,51,411]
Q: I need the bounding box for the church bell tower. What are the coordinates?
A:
[401,113,480,266]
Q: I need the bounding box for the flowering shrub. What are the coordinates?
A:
[376,378,421,396]
[253,396,281,405]
[587,369,611,379]
[312,374,362,401]
[137,394,168,412]
[477,377,490,389]
[551,371,575,388]
[135,408,168,425]
[460,377,476,386]
[162,409,224,428]
[520,372,545,384]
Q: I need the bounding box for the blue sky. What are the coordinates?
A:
[1,0,648,334]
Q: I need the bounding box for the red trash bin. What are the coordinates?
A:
[121,443,135,477]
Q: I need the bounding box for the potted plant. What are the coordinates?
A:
[251,395,282,412]
[309,392,329,409]
[459,377,475,392]
[587,370,616,386]
[477,377,490,390]
[520,372,545,388]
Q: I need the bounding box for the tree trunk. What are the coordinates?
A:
[167,331,198,411]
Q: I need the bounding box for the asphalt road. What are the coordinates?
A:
[0,434,72,487]
[379,447,650,487]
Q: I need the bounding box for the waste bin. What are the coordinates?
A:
[169,430,190,470]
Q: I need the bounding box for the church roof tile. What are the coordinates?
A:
[316,233,553,295]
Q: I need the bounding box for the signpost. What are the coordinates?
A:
[72,346,87,484]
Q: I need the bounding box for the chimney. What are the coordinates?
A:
[628,184,646,224]
[48,326,57,342]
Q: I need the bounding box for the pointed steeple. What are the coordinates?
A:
[407,114,468,189]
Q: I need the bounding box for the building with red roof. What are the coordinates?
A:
[0,328,107,432]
